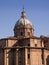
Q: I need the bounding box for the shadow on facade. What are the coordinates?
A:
[7,41,23,65]
[46,55,49,65]
[6,40,25,65]
[7,42,18,65]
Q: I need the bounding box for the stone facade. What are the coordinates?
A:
[0,9,49,65]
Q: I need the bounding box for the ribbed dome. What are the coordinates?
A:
[14,9,34,37]
[14,9,34,29]
[15,17,32,26]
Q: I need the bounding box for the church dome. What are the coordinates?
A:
[14,8,34,29]
[14,8,34,37]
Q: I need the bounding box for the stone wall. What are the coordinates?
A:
[0,49,4,65]
[8,39,18,47]
[30,38,42,47]
[44,50,49,65]
[30,49,42,65]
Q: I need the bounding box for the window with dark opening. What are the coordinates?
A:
[35,44,37,47]
[28,44,30,46]
[28,54,30,59]
[21,32,23,36]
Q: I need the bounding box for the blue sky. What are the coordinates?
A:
[0,0,49,38]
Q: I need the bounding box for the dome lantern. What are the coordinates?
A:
[21,7,26,18]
